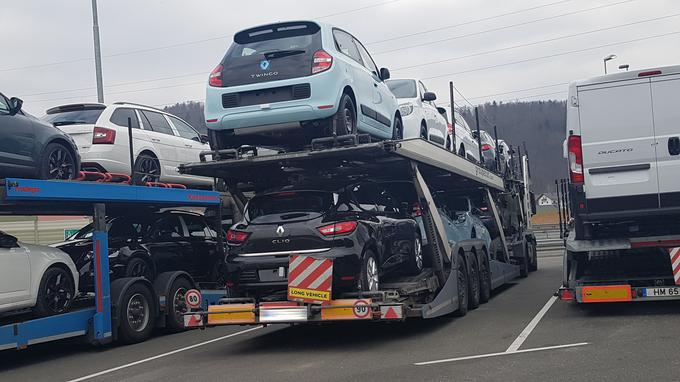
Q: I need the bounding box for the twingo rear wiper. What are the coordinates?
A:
[52,121,90,126]
[263,49,306,59]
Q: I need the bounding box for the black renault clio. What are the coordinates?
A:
[224,182,424,298]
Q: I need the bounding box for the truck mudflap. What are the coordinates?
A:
[183,296,407,327]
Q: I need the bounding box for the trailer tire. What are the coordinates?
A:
[468,254,481,310]
[519,242,529,278]
[165,277,193,333]
[118,282,156,344]
[454,254,469,317]
[479,249,491,303]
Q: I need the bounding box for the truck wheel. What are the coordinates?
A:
[118,282,156,344]
[454,254,469,317]
[359,250,379,292]
[406,232,424,275]
[528,241,538,272]
[468,254,481,310]
[519,243,529,278]
[479,250,492,303]
[165,277,193,333]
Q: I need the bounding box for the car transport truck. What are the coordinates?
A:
[178,135,537,326]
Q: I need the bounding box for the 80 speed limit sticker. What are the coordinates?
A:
[185,289,202,309]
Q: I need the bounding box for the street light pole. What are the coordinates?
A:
[91,0,104,103]
[603,54,617,75]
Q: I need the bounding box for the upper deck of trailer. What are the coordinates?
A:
[180,138,505,193]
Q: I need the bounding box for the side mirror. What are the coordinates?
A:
[8,97,23,116]
[422,92,437,102]
[200,134,209,144]
[0,234,19,248]
[379,67,391,81]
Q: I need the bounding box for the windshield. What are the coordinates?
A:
[386,80,417,99]
[246,191,334,223]
[43,108,104,126]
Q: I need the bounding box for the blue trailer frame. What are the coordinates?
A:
[0,178,220,350]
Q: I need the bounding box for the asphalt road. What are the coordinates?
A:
[2,251,679,382]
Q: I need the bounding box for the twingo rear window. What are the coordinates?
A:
[246,191,334,222]
[221,22,322,86]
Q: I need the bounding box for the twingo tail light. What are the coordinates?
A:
[209,64,223,87]
[568,135,584,184]
[312,50,333,74]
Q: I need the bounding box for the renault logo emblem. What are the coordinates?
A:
[260,60,270,70]
[276,225,285,237]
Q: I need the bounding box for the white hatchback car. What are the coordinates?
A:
[386,78,448,147]
[0,232,79,316]
[43,102,213,187]
[437,106,480,163]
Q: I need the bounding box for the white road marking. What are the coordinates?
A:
[506,295,558,352]
[415,342,589,366]
[66,326,263,382]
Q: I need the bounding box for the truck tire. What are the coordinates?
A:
[165,277,193,333]
[519,243,529,278]
[468,254,481,310]
[118,282,156,344]
[528,241,538,272]
[479,249,491,303]
[454,254,469,317]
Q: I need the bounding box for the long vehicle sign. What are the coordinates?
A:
[288,255,333,304]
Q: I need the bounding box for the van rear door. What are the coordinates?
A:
[577,79,659,211]
[651,73,680,208]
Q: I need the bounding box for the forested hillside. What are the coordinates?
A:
[164,100,567,193]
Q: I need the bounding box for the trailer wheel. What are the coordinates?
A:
[165,277,193,333]
[454,254,469,317]
[118,282,156,344]
[519,242,529,278]
[468,254,481,310]
[479,249,491,303]
[528,241,538,272]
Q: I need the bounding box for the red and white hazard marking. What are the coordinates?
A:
[288,255,333,291]
[669,247,680,285]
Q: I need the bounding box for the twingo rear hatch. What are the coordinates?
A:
[217,21,322,87]
[234,190,337,255]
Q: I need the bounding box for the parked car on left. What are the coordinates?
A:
[42,102,212,187]
[0,93,80,180]
[0,231,79,317]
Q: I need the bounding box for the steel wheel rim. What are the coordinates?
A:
[367,257,379,291]
[343,103,354,134]
[45,272,73,313]
[414,237,423,270]
[138,157,160,183]
[172,287,188,323]
[48,147,74,180]
[127,293,150,332]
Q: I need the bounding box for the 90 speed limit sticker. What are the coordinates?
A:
[185,289,202,309]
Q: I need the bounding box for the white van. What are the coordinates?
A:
[565,65,680,238]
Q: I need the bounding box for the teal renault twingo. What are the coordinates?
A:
[205,21,403,150]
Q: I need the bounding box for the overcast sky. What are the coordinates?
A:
[3,0,680,115]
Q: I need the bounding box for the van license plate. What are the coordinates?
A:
[643,287,680,298]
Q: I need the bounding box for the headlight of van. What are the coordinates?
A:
[399,103,414,116]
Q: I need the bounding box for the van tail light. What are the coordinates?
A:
[312,50,333,74]
[412,202,423,217]
[92,126,116,144]
[226,229,250,244]
[318,221,358,236]
[568,134,584,184]
[209,64,224,87]
[481,143,492,151]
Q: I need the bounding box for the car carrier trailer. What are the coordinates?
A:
[0,178,222,350]
[179,137,537,326]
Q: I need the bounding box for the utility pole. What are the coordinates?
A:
[91,0,104,103]
[449,82,456,155]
